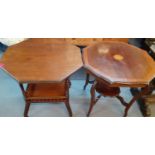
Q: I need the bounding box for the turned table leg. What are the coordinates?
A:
[87,84,96,116]
[130,88,149,116]
[123,86,150,117]
[64,79,72,117]
[83,73,90,90]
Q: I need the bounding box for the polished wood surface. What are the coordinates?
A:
[65,38,128,46]
[1,40,82,83]
[83,41,155,87]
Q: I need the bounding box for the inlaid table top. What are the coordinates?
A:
[83,41,155,87]
[0,39,83,83]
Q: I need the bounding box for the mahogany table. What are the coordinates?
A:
[83,41,155,117]
[64,38,128,47]
[0,39,83,116]
[15,38,129,47]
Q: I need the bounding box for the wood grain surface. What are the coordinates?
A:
[83,41,155,87]
[1,40,82,83]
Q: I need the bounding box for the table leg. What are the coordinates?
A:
[124,86,150,117]
[19,83,31,117]
[65,100,72,117]
[19,83,26,96]
[24,101,31,117]
[95,95,102,105]
[83,73,90,90]
[130,88,149,116]
[83,73,95,90]
[87,84,96,116]
[65,79,72,117]
[116,95,128,107]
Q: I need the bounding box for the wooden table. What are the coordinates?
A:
[17,38,128,47]
[0,39,83,116]
[20,38,128,54]
[64,38,128,46]
[83,41,155,116]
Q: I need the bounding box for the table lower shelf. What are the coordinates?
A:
[25,82,67,100]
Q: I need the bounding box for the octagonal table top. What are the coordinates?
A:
[83,41,155,87]
[0,39,83,83]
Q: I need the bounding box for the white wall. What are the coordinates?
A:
[0,38,27,46]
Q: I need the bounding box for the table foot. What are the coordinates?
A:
[87,85,96,117]
[24,102,31,117]
[65,100,73,117]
